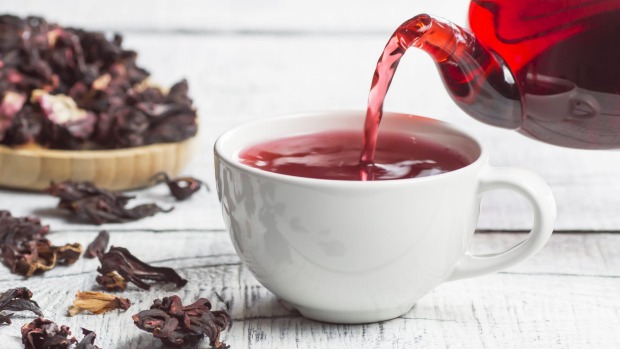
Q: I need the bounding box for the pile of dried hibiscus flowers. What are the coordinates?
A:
[0,212,231,348]
[0,13,230,348]
[0,178,230,348]
[0,14,197,150]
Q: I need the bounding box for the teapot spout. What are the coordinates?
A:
[404,14,523,129]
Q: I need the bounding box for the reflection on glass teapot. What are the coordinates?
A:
[395,0,620,149]
[523,74,599,122]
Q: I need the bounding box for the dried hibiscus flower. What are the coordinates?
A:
[0,211,82,276]
[30,89,97,149]
[21,317,76,349]
[76,329,100,349]
[46,180,172,224]
[68,290,131,316]
[151,172,208,201]
[133,295,231,348]
[0,15,198,150]
[0,313,11,325]
[0,287,43,324]
[84,230,109,259]
[0,91,27,142]
[21,318,100,349]
[96,246,187,291]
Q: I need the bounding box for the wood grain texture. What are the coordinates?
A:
[0,231,617,349]
[0,138,196,191]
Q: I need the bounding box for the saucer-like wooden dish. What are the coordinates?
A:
[0,138,195,191]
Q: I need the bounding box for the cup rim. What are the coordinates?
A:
[214,110,487,187]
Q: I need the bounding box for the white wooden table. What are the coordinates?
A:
[0,1,619,348]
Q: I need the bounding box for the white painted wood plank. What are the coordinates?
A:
[0,0,471,33]
[0,231,617,348]
[0,231,618,287]
[1,34,620,230]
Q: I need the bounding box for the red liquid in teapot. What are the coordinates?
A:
[469,0,620,94]
[239,130,469,181]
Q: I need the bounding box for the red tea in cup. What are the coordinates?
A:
[238,130,469,181]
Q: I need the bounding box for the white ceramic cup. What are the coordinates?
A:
[214,111,556,324]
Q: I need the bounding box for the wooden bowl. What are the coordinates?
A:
[0,138,196,191]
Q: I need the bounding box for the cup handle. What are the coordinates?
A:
[447,166,556,282]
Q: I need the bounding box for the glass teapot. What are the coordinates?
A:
[402,1,620,149]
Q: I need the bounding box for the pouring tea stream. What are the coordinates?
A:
[365,1,620,150]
